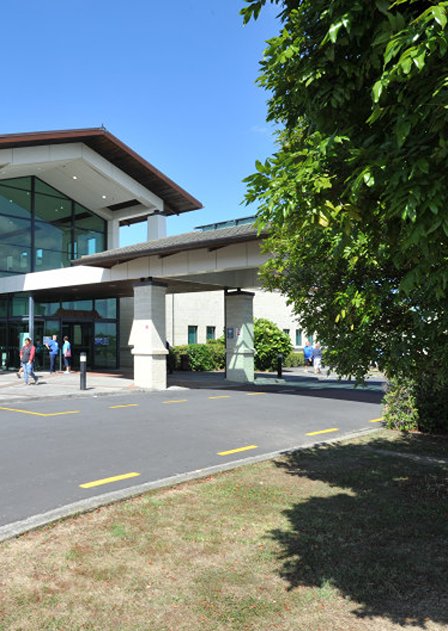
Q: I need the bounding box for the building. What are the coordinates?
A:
[0,128,303,387]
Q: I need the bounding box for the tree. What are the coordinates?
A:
[242,0,448,431]
[254,318,293,371]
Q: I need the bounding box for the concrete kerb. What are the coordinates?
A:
[0,426,381,543]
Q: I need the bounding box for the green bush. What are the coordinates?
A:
[171,338,225,372]
[384,375,448,434]
[254,318,293,371]
[206,338,226,370]
[383,377,419,432]
[186,344,215,371]
[284,351,305,368]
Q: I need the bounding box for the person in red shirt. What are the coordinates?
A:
[20,338,39,385]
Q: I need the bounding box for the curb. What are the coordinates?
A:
[0,426,381,543]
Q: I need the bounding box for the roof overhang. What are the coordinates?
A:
[0,128,202,217]
[71,223,267,268]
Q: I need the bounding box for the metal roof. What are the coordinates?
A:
[72,223,266,268]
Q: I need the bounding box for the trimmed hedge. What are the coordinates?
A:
[284,351,305,367]
[171,339,225,372]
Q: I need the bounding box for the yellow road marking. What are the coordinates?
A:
[109,404,139,409]
[80,472,141,489]
[245,392,266,396]
[208,395,231,400]
[0,406,79,417]
[163,399,188,404]
[369,417,384,423]
[218,445,258,456]
[306,428,339,436]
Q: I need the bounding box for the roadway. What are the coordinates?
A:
[0,381,384,536]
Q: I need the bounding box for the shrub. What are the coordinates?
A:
[254,318,293,371]
[171,338,225,372]
[384,374,448,434]
[186,344,215,371]
[284,351,305,368]
[383,377,419,432]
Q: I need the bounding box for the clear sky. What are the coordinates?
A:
[2,0,279,246]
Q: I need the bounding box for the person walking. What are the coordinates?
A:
[303,340,313,372]
[312,341,323,374]
[46,334,59,374]
[62,336,72,373]
[20,337,38,385]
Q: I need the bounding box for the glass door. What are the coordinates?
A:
[61,322,94,370]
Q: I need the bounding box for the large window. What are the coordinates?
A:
[0,176,106,276]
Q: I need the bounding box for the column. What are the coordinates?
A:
[224,290,255,383]
[107,219,120,249]
[147,212,167,241]
[129,281,168,389]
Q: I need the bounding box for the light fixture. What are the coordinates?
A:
[72,176,78,180]
[102,195,107,199]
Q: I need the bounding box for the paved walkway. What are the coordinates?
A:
[0,366,386,403]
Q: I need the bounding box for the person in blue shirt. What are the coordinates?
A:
[62,336,72,373]
[46,334,59,374]
[303,340,314,372]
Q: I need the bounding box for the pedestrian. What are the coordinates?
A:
[35,338,44,368]
[46,334,59,374]
[312,341,323,374]
[62,335,72,373]
[303,340,313,372]
[20,337,38,385]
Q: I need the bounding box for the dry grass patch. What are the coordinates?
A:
[0,431,447,630]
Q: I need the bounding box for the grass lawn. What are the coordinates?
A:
[0,429,447,631]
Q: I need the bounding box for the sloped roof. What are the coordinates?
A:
[0,128,202,215]
[72,223,266,268]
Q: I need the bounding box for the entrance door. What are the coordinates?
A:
[61,322,94,370]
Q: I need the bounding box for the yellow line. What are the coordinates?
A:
[218,445,258,456]
[0,406,79,417]
[163,399,188,404]
[208,395,231,400]
[306,428,339,436]
[80,472,141,489]
[369,417,384,423]
[245,392,266,396]
[109,404,139,409]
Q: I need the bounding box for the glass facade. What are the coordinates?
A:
[0,176,106,276]
[0,296,118,370]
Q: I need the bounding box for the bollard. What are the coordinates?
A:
[80,352,87,390]
[277,353,283,378]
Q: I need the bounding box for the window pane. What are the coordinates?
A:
[188,325,197,345]
[35,301,60,317]
[0,299,7,318]
[295,329,302,346]
[62,300,93,312]
[0,244,32,275]
[34,178,69,199]
[0,178,32,219]
[94,322,117,368]
[12,296,29,317]
[206,326,216,340]
[0,215,31,246]
[34,192,72,223]
[95,299,117,319]
[75,229,105,257]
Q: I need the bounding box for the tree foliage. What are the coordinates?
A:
[242,0,448,428]
[254,318,293,370]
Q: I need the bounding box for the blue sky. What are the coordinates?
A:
[2,1,279,246]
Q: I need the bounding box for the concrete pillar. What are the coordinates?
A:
[107,219,120,249]
[147,212,166,241]
[224,290,255,383]
[128,281,168,389]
